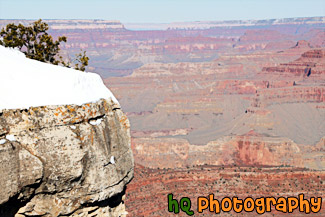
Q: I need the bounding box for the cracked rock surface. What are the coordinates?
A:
[0,99,134,217]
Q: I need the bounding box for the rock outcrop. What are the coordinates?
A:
[0,99,134,217]
[261,49,325,80]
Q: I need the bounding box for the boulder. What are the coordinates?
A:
[0,99,134,217]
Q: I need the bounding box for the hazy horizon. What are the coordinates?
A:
[0,0,324,23]
[0,15,324,23]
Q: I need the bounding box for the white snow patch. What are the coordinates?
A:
[70,125,76,130]
[110,156,115,164]
[0,139,6,145]
[6,135,16,142]
[89,118,102,126]
[0,46,118,110]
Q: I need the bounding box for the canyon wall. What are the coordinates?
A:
[0,99,134,217]
[2,17,324,78]
[120,47,325,216]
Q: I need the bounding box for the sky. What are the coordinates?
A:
[0,0,324,23]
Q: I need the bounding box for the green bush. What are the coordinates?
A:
[0,19,89,71]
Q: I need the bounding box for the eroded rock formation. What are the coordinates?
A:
[261,49,325,80]
[0,99,134,217]
[126,164,325,217]
[132,131,303,169]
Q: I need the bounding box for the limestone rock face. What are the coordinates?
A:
[0,99,134,217]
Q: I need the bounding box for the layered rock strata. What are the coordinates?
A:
[0,99,134,217]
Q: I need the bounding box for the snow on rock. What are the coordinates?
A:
[0,46,118,110]
[0,139,6,145]
[89,118,103,126]
[110,156,116,164]
[5,134,16,142]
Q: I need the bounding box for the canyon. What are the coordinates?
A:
[108,19,325,216]
[1,17,324,216]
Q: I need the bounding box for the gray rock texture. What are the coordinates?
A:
[0,99,134,216]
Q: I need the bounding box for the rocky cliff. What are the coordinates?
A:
[132,131,303,169]
[0,99,134,217]
[261,49,325,80]
[2,16,322,78]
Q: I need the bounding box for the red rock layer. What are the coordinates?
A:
[261,49,325,79]
[125,164,325,216]
[131,132,303,169]
[252,86,325,108]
